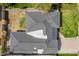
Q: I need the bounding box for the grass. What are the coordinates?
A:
[60,10,78,37]
[61,3,78,10]
[58,53,78,56]
[7,3,52,12]
[19,17,25,29]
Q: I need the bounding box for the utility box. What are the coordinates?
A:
[9,9,60,54]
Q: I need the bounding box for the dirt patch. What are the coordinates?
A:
[8,9,25,32]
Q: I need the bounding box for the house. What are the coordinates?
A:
[9,9,60,54]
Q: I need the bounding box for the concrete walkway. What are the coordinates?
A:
[58,33,79,54]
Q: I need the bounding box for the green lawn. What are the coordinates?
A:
[58,53,78,56]
[61,3,77,10]
[60,10,78,37]
[60,4,78,37]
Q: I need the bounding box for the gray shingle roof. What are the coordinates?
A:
[26,9,60,28]
[26,11,45,23]
[9,9,60,54]
[11,32,46,43]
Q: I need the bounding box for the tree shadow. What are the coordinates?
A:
[57,29,62,50]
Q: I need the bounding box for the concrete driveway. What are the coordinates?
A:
[58,33,79,54]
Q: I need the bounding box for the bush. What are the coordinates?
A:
[7,3,52,12]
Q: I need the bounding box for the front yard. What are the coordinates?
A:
[60,10,78,37]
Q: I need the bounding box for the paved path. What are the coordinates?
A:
[58,33,79,54]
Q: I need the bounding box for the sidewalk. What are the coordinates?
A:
[58,33,79,54]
